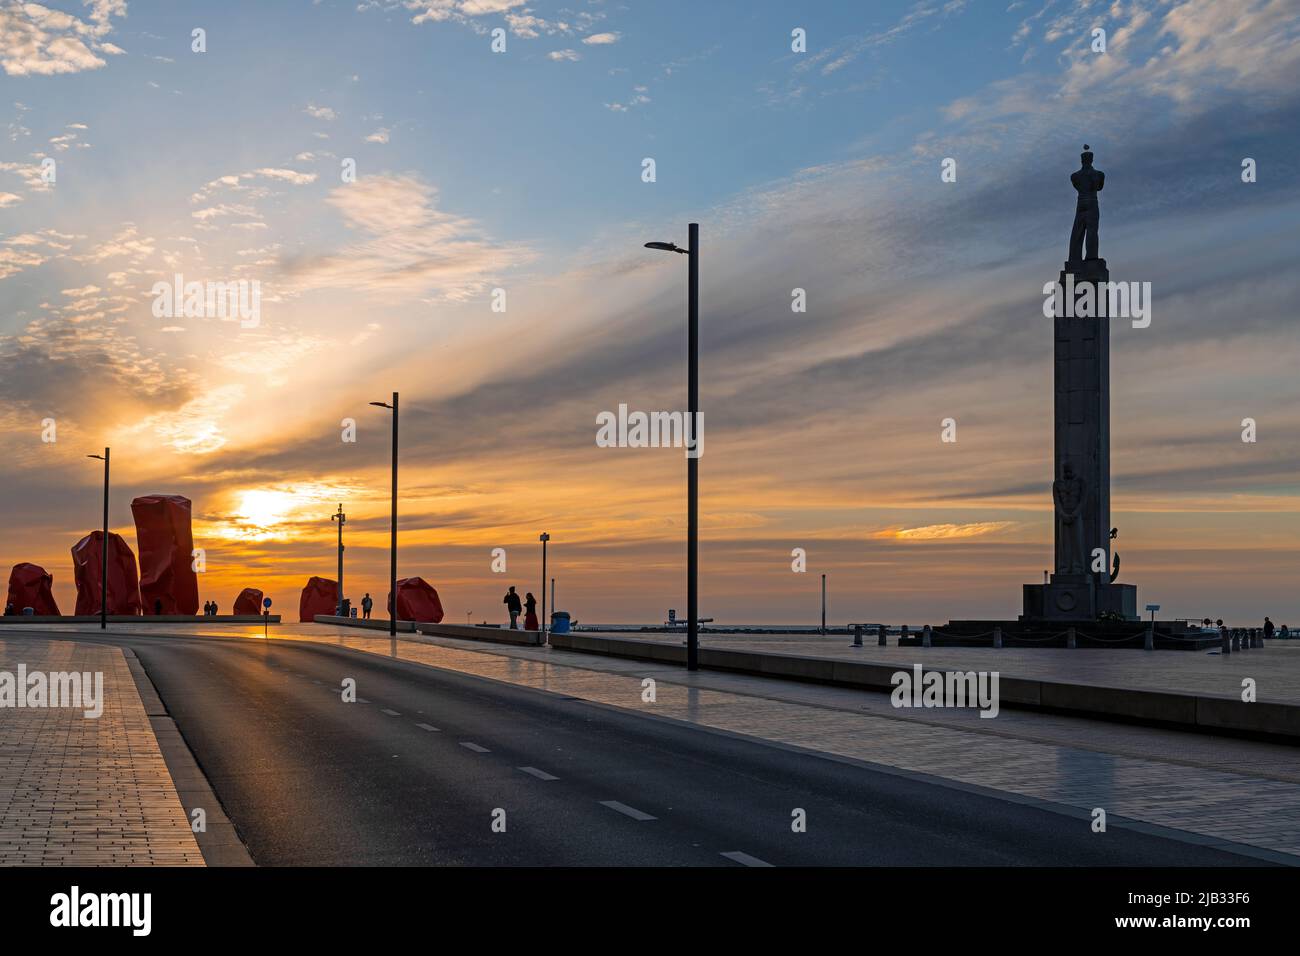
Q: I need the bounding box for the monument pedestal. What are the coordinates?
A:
[1022,577,1137,622]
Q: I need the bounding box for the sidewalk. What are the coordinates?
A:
[47,621,1300,861]
[0,639,204,866]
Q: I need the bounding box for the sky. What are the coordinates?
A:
[1,0,1298,626]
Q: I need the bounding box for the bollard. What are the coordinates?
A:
[1220,629,1231,654]
[851,624,863,648]
[1144,624,1153,651]
[878,624,887,647]
[922,624,932,648]
[900,624,909,646]
[1252,629,1262,649]
[993,626,1002,649]
[1239,628,1249,651]
[1232,630,1241,651]
[1067,627,1076,649]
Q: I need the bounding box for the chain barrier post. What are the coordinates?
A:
[1067,627,1076,649]
[993,625,1002,649]
[878,624,887,647]
[922,624,932,648]
[851,624,863,648]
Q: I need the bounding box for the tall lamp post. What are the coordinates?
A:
[332,503,346,616]
[87,448,110,630]
[645,223,700,671]
[369,393,399,638]
[539,532,549,641]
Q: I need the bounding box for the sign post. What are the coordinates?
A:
[263,597,273,640]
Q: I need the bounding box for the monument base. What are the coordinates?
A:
[1022,577,1137,622]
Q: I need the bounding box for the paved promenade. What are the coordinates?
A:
[35,622,1300,861]
[0,639,203,866]
[586,631,1300,704]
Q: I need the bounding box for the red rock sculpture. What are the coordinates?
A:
[71,531,142,616]
[131,495,199,615]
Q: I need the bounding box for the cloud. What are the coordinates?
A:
[582,32,619,45]
[365,127,392,143]
[875,522,1016,541]
[0,0,127,76]
[190,167,318,204]
[547,49,579,62]
[279,172,533,300]
[304,103,337,121]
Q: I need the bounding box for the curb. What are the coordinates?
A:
[122,647,255,867]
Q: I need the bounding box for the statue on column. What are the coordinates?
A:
[1053,461,1088,573]
[1068,145,1104,262]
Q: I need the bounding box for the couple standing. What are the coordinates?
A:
[503,586,538,630]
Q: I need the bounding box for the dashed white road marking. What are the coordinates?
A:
[415,723,440,732]
[600,800,656,821]
[381,708,401,716]
[518,766,558,781]
[356,697,371,704]
[459,742,490,753]
[720,851,772,867]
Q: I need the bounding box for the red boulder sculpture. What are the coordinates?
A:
[131,495,199,615]
[299,576,338,622]
[6,563,61,616]
[233,588,264,615]
[389,576,444,624]
[71,531,142,616]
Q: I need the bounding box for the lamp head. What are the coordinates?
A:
[644,241,687,254]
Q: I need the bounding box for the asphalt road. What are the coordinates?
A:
[20,631,1272,866]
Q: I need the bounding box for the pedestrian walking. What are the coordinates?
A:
[361,593,373,620]
[523,591,539,631]
[1264,616,1275,640]
[504,586,522,629]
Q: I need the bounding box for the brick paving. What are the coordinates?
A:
[0,639,204,866]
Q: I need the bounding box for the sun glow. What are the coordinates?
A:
[214,483,359,542]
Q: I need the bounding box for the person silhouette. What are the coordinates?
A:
[1068,145,1105,262]
[503,586,522,629]
[523,592,539,631]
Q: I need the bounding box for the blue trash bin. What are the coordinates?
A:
[550,611,571,634]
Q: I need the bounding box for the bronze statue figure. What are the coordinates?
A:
[1053,461,1087,573]
[1068,144,1104,262]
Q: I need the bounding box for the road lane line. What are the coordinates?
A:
[356,697,371,704]
[600,800,656,821]
[415,723,440,732]
[518,766,558,781]
[459,742,490,753]
[720,851,772,867]
[381,708,401,716]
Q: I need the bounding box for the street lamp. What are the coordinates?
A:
[370,393,398,638]
[644,223,700,671]
[332,503,346,616]
[86,449,110,630]
[539,532,549,642]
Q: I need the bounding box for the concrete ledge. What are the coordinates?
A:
[418,622,544,646]
[546,632,1300,742]
[314,614,416,632]
[0,614,280,624]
